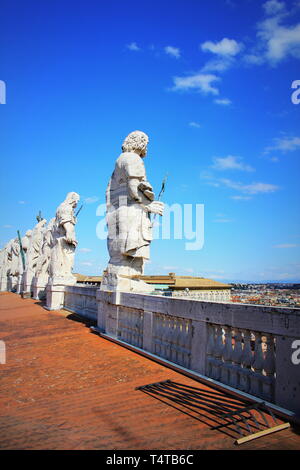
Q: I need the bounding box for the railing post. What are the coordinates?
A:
[143,310,153,353]
[190,320,208,374]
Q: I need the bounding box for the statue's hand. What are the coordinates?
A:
[147,201,164,216]
[65,235,77,246]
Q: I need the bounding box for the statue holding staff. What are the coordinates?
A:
[101,130,164,292]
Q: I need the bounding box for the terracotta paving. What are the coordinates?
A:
[0,291,299,450]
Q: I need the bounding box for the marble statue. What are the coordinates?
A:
[9,238,21,291]
[16,229,32,294]
[32,218,55,299]
[46,192,80,310]
[21,230,33,268]
[23,219,47,296]
[0,241,12,291]
[101,130,164,292]
[49,192,80,284]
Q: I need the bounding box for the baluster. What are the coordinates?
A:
[240,329,254,393]
[183,320,192,368]
[221,326,232,384]
[262,333,276,400]
[212,325,223,380]
[177,321,185,366]
[133,311,139,346]
[250,332,264,398]
[206,324,215,377]
[164,316,173,360]
[230,329,243,389]
[123,310,128,342]
[131,311,136,345]
[171,318,179,363]
[137,311,143,348]
[153,314,159,355]
[158,314,165,357]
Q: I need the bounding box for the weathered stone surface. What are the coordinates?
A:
[101,131,163,293]
[46,192,80,310]
[33,218,55,299]
[48,192,80,286]
[23,219,47,296]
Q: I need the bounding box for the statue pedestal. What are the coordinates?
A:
[16,274,23,294]
[32,275,49,300]
[0,276,8,292]
[22,271,34,298]
[8,275,18,292]
[45,275,77,310]
[100,262,153,294]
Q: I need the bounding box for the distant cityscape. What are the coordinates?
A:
[230,283,300,308]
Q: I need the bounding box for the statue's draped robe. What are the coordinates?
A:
[26,221,46,273]
[10,240,20,276]
[51,203,76,278]
[37,220,54,277]
[106,152,152,263]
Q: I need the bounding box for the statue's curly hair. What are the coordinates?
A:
[65,192,80,203]
[122,130,149,154]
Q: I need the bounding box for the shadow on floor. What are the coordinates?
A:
[136,379,281,441]
[65,312,97,328]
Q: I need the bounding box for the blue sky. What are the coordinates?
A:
[1,0,300,282]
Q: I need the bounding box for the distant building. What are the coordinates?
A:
[74,272,232,302]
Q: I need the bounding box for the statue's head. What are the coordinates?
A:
[25,230,32,237]
[65,192,80,208]
[122,131,149,157]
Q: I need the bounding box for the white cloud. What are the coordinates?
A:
[243,53,265,65]
[202,172,279,196]
[84,196,99,204]
[200,38,242,74]
[126,42,140,51]
[264,136,300,153]
[78,248,92,253]
[212,156,254,172]
[201,57,234,72]
[231,195,252,200]
[274,243,300,248]
[248,2,300,65]
[201,38,243,56]
[261,20,300,63]
[164,46,181,59]
[222,179,279,194]
[263,0,286,16]
[214,98,232,106]
[171,73,220,95]
[189,121,201,128]
[18,200,26,204]
[2,225,13,228]
[80,261,93,266]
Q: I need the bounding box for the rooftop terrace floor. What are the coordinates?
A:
[0,292,299,450]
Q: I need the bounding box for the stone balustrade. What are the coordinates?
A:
[63,285,98,321]
[94,290,300,419]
